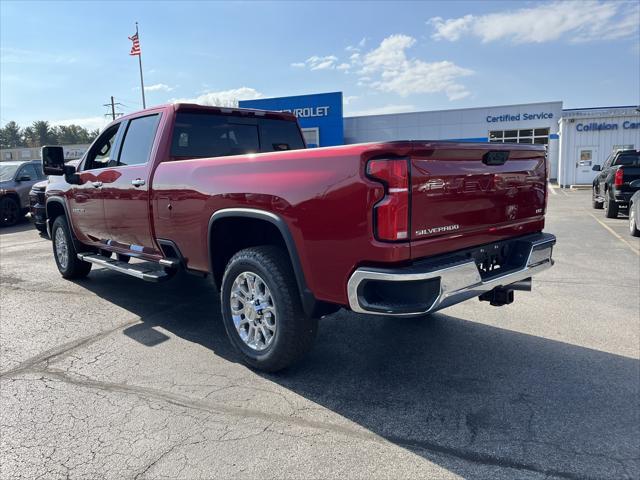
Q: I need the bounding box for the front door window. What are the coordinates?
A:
[83,125,120,171]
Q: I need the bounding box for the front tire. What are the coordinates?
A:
[630,207,640,237]
[592,187,603,209]
[51,216,92,279]
[0,197,21,227]
[221,246,317,372]
[604,192,619,219]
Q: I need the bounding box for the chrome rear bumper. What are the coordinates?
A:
[347,233,555,316]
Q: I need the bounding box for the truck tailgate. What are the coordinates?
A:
[409,142,547,257]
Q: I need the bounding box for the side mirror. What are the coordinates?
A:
[17,175,32,182]
[592,164,601,171]
[63,164,81,185]
[630,179,640,189]
[42,146,65,175]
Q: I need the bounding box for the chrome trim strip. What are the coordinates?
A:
[347,238,554,316]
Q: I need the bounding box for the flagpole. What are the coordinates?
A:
[136,22,146,109]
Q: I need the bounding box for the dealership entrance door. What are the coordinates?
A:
[302,128,319,148]
[575,146,597,184]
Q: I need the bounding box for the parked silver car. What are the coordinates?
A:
[0,161,47,227]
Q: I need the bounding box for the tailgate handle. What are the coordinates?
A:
[483,151,509,166]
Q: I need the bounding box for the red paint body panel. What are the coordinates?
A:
[46,104,550,307]
[151,143,412,304]
[409,143,547,259]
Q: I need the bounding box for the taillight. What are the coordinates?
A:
[367,158,409,241]
[614,168,624,187]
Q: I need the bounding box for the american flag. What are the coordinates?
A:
[128,32,141,56]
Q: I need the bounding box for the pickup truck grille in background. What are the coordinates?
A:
[29,190,45,208]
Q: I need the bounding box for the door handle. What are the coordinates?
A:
[131,179,145,187]
[91,181,103,188]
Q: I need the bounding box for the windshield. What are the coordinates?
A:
[0,164,20,182]
[171,112,305,159]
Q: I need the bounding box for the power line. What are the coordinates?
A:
[103,96,124,121]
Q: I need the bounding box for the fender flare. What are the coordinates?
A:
[45,197,85,251]
[207,208,319,317]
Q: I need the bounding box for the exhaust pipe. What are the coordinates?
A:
[509,278,532,291]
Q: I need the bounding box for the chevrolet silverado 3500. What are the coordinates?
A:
[42,103,555,371]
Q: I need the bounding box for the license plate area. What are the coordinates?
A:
[466,240,531,280]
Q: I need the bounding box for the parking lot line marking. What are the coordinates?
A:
[547,183,558,195]
[587,212,640,256]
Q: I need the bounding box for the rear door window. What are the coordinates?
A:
[118,114,161,166]
[171,112,303,159]
[259,118,305,152]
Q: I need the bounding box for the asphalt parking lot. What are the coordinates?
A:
[1,189,638,480]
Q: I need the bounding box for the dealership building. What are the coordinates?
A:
[240,92,640,187]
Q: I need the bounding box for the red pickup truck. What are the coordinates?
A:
[42,103,555,371]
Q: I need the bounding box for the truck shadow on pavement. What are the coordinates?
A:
[76,269,639,480]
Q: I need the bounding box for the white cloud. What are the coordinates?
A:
[170,87,263,107]
[358,34,473,100]
[290,34,473,100]
[428,1,640,44]
[291,55,339,70]
[309,55,339,70]
[343,95,359,105]
[144,83,173,92]
[51,116,108,131]
[0,47,77,65]
[346,37,367,52]
[347,104,416,117]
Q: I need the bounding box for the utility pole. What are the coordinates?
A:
[103,96,123,121]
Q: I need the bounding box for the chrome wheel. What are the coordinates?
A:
[54,227,69,270]
[229,272,277,351]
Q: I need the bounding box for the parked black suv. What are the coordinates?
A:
[592,150,640,218]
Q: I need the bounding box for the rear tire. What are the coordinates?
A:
[630,207,640,237]
[592,187,603,209]
[604,192,619,219]
[51,216,92,279]
[0,197,20,227]
[220,246,317,372]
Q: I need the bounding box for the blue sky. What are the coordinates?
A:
[1,0,638,130]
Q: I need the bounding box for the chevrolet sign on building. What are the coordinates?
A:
[240,92,343,148]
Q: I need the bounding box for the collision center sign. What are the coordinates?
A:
[576,120,640,132]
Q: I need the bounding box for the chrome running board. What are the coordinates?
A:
[77,253,171,282]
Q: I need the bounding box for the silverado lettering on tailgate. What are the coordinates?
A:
[415,224,460,237]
